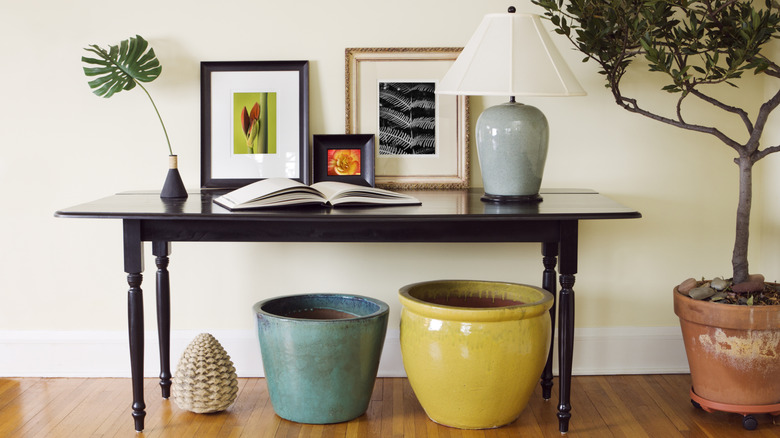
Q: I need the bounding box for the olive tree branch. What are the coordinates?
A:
[688,88,754,132]
[757,56,780,78]
[755,145,780,161]
[614,90,742,151]
[708,0,741,18]
[749,87,780,160]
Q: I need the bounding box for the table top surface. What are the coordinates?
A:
[55,188,641,222]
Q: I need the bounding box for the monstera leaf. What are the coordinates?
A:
[81,35,173,155]
[82,35,161,98]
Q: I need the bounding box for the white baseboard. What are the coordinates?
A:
[0,326,689,378]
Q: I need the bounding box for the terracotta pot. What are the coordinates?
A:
[399,280,553,429]
[254,294,389,424]
[673,287,780,405]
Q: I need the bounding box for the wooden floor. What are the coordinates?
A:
[0,375,778,437]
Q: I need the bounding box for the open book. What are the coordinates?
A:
[213,178,421,210]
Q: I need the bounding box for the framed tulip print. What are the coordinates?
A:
[313,134,375,187]
[201,60,310,189]
[345,48,469,189]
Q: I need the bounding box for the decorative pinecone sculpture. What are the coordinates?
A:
[172,333,238,413]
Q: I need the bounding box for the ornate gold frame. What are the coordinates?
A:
[345,47,469,189]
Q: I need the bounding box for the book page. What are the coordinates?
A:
[311,181,420,205]
[220,178,314,205]
[215,179,419,209]
[311,182,405,201]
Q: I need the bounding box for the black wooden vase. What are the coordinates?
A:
[161,155,188,199]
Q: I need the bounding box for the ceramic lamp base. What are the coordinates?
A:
[481,193,543,203]
[475,101,549,202]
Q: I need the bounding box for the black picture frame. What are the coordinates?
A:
[200,60,310,189]
[313,134,375,187]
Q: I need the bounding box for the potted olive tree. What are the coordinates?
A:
[532,0,780,427]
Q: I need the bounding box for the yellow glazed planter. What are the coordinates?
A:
[399,280,554,429]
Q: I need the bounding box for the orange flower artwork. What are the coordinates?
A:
[327,149,361,176]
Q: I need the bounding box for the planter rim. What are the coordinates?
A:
[673,287,780,330]
[399,279,554,322]
[253,293,389,323]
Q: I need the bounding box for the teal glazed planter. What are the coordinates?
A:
[253,294,389,424]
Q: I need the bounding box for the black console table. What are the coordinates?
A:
[55,188,640,433]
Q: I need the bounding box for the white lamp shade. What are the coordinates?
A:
[437,12,585,97]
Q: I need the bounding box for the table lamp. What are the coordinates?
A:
[437,7,585,202]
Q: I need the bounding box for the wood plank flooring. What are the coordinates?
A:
[0,375,778,437]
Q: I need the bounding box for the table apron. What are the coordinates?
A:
[134,218,567,243]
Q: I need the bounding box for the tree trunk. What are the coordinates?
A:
[732,157,752,284]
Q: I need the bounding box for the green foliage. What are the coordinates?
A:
[81,35,172,155]
[533,0,780,95]
[82,35,162,98]
[532,0,780,285]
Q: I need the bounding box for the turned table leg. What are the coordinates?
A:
[541,242,558,400]
[557,273,575,433]
[124,220,146,432]
[153,241,172,399]
[557,221,578,434]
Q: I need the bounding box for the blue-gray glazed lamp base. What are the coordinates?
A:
[475,101,549,203]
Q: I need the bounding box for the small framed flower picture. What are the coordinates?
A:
[313,134,375,187]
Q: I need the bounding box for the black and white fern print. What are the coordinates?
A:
[378,82,436,155]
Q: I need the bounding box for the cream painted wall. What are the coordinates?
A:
[760,38,780,278]
[0,0,774,341]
